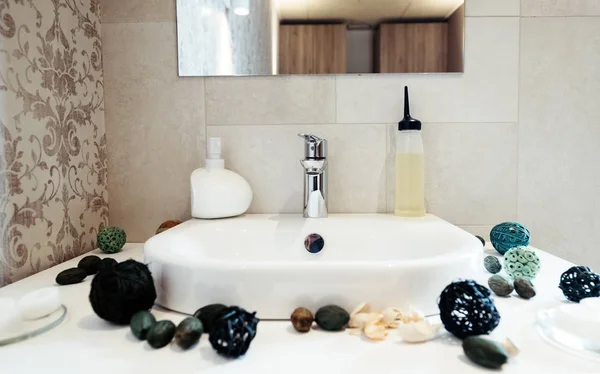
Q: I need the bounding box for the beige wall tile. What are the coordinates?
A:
[336,17,519,124]
[519,18,600,270]
[103,22,205,242]
[522,0,600,16]
[465,0,520,16]
[207,124,387,214]
[387,123,518,225]
[101,0,176,23]
[205,76,336,125]
[458,225,494,243]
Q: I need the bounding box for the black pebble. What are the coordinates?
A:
[99,257,118,270]
[194,304,227,334]
[78,255,102,275]
[56,268,88,285]
[476,235,486,246]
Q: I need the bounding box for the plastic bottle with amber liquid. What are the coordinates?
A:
[395,86,425,217]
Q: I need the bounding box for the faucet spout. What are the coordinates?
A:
[298,134,328,218]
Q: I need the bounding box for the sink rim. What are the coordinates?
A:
[144,213,480,270]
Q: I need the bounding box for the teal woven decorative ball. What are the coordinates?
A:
[503,246,540,280]
[490,222,530,255]
[97,226,127,254]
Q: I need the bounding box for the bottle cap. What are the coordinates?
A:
[207,137,222,160]
[398,86,422,131]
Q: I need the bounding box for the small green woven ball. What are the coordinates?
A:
[503,246,540,280]
[490,222,530,255]
[97,226,127,254]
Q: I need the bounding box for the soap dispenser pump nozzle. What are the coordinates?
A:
[205,137,225,169]
[398,86,422,131]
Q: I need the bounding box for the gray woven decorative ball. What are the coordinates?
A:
[97,226,127,254]
[490,222,530,255]
[503,246,540,280]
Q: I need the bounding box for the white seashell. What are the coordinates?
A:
[350,302,370,317]
[364,322,388,341]
[502,338,520,358]
[349,312,382,329]
[399,305,425,324]
[381,307,401,328]
[398,320,441,343]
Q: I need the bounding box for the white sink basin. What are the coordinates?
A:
[144,214,481,319]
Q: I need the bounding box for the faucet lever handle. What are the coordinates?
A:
[298,133,327,159]
[298,133,322,144]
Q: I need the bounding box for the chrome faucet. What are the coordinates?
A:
[298,134,328,218]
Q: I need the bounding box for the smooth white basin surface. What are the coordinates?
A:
[144,214,482,318]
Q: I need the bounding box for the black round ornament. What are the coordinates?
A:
[89,259,156,325]
[438,280,501,339]
[209,306,259,358]
[559,266,600,302]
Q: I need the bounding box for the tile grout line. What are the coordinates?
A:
[520,0,523,17]
[203,78,208,141]
[333,75,338,123]
[204,122,519,127]
[516,15,522,222]
[384,123,389,213]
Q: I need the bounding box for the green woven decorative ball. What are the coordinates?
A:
[490,222,530,255]
[97,226,127,254]
[503,246,540,280]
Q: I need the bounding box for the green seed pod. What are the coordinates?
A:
[193,304,228,334]
[97,226,127,254]
[463,336,508,369]
[174,317,204,349]
[56,268,87,285]
[488,275,514,297]
[484,256,502,274]
[315,305,349,331]
[130,311,156,340]
[147,320,176,349]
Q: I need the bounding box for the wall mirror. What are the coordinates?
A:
[177,0,465,76]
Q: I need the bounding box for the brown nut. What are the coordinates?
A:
[155,220,182,235]
[291,307,314,333]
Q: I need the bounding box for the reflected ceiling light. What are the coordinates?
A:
[232,0,250,15]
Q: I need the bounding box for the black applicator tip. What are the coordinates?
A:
[404,86,410,117]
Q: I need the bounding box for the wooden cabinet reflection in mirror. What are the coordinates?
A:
[176,0,464,76]
[279,24,347,74]
[277,3,464,75]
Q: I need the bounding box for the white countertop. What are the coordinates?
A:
[1,244,599,373]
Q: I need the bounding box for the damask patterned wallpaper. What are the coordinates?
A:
[0,0,107,286]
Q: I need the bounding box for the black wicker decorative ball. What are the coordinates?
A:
[89,259,157,325]
[559,266,600,303]
[209,306,259,358]
[438,280,501,339]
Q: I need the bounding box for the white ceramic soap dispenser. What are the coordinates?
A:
[191,138,253,219]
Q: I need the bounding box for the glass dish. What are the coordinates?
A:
[0,305,67,346]
[536,308,600,362]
